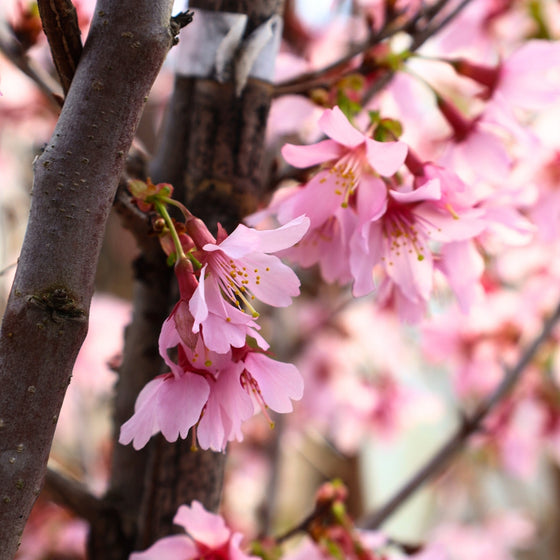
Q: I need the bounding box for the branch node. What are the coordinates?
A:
[170,10,194,45]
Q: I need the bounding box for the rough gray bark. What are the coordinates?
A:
[0,2,175,557]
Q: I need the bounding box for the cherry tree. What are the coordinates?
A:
[2,0,560,559]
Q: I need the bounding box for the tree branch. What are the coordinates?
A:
[37,0,83,96]
[0,20,62,107]
[272,0,473,98]
[43,468,101,524]
[0,2,175,557]
[358,299,560,530]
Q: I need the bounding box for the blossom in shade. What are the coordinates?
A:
[130,501,259,560]
[279,212,355,286]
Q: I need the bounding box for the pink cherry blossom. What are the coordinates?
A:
[121,309,305,451]
[118,343,211,450]
[350,177,486,314]
[279,211,355,286]
[493,41,560,111]
[187,216,309,352]
[195,360,254,451]
[278,105,407,228]
[242,350,304,414]
[130,500,258,560]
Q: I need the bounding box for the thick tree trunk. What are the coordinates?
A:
[0,2,175,558]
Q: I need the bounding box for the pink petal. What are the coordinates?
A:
[119,376,166,450]
[281,139,344,167]
[318,106,366,147]
[213,215,310,258]
[156,372,209,442]
[241,253,301,306]
[229,532,260,560]
[201,285,256,352]
[189,265,209,333]
[459,129,512,183]
[158,315,184,377]
[365,137,407,176]
[383,232,433,303]
[202,312,250,352]
[130,535,197,560]
[389,178,441,203]
[439,241,484,313]
[349,222,382,297]
[174,502,230,548]
[244,353,304,413]
[356,175,388,224]
[415,206,486,242]
[197,365,253,451]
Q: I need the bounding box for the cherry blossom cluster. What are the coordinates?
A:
[119,179,310,452]
[253,105,489,321]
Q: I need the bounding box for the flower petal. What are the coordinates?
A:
[365,137,408,176]
[318,106,366,147]
[130,535,197,560]
[244,352,304,413]
[119,376,167,450]
[174,502,230,548]
[389,178,441,203]
[241,252,302,306]
[189,265,209,333]
[356,175,388,224]
[383,230,433,303]
[213,215,310,257]
[282,139,345,167]
[156,372,209,442]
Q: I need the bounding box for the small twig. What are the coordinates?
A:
[273,0,472,99]
[275,499,333,544]
[357,299,560,530]
[273,11,411,98]
[410,0,473,50]
[0,262,17,277]
[170,10,194,44]
[44,468,102,524]
[0,21,62,107]
[37,0,83,95]
[271,301,560,542]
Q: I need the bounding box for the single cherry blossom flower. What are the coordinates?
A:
[187,215,309,346]
[195,360,254,452]
[437,96,513,184]
[130,501,259,560]
[278,105,407,228]
[118,342,211,450]
[195,347,304,451]
[350,178,486,310]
